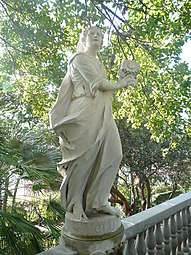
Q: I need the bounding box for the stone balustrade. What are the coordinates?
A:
[122,192,191,255]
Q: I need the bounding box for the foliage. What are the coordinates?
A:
[14,195,65,247]
[0,0,105,123]
[152,190,183,205]
[162,138,191,190]
[0,111,62,252]
[116,120,191,214]
[0,196,65,254]
[0,119,61,189]
[0,210,44,254]
[0,0,190,145]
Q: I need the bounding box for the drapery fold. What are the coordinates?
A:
[50,52,122,212]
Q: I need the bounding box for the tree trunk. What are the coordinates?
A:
[3,177,9,212]
[11,177,20,212]
[145,176,151,208]
[110,186,131,216]
[169,183,178,199]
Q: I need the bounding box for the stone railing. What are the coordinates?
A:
[122,192,191,255]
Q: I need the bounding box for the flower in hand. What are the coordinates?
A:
[118,59,141,80]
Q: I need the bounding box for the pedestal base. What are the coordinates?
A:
[36,244,77,255]
[60,212,124,255]
[36,213,124,255]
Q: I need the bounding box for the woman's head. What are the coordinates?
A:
[77,26,104,52]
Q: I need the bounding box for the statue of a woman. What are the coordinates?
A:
[50,26,138,219]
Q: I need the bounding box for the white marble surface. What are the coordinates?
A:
[63,212,121,237]
[60,213,124,254]
[37,244,77,255]
[50,26,139,220]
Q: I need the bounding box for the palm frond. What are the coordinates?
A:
[0,211,44,254]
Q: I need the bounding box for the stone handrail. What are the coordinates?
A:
[122,192,191,255]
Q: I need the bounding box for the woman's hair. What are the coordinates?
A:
[77,26,104,52]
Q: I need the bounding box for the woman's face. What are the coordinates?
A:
[85,27,103,49]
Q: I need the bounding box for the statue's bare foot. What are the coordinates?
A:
[72,201,88,220]
[96,204,120,217]
[85,208,98,216]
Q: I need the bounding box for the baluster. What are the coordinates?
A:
[187,206,191,248]
[125,237,137,255]
[163,218,171,255]
[176,211,184,255]
[146,226,156,255]
[136,231,146,255]
[170,214,178,255]
[155,222,164,255]
[182,208,189,253]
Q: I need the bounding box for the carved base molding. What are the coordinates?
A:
[37,213,124,255]
[60,212,124,255]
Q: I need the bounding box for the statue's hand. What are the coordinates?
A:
[120,75,138,88]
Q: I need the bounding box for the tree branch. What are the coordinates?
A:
[0,36,31,54]
[0,1,29,39]
[95,1,135,60]
[0,0,18,12]
[0,0,30,21]
[101,2,133,29]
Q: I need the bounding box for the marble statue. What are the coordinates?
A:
[50,26,139,220]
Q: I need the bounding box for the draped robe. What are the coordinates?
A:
[50,52,122,213]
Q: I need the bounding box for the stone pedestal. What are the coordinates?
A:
[37,213,124,255]
[60,212,124,254]
[37,244,77,255]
